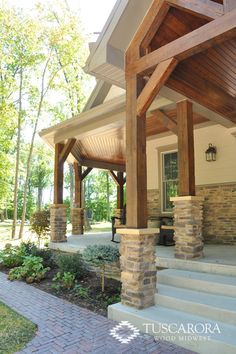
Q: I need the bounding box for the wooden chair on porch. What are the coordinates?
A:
[111,205,126,243]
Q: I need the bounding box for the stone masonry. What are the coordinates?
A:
[197,183,236,244]
[50,204,67,243]
[114,208,123,226]
[118,228,157,309]
[147,189,160,220]
[71,207,84,235]
[170,196,204,260]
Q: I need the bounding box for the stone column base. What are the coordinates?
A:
[118,228,158,309]
[71,207,84,235]
[50,204,67,243]
[170,196,204,260]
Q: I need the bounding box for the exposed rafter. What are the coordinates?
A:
[167,0,224,20]
[129,8,236,75]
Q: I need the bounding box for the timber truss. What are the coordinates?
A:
[125,0,236,228]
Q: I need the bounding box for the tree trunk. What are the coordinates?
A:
[12,68,23,239]
[37,187,43,210]
[19,55,51,239]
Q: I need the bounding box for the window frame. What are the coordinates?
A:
[160,148,178,214]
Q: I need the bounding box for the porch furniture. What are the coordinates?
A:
[159,216,175,246]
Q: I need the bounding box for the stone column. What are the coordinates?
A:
[71,206,84,235]
[118,228,158,309]
[50,204,67,243]
[114,208,123,226]
[170,196,204,260]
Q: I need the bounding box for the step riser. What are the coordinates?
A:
[155,294,236,326]
[108,304,236,354]
[157,274,236,298]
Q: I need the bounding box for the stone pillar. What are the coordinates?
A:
[170,196,204,260]
[50,204,67,243]
[118,228,158,309]
[114,208,123,226]
[71,207,84,235]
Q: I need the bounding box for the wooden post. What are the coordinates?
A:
[54,143,64,204]
[224,0,236,12]
[177,100,195,196]
[74,162,82,207]
[117,172,124,209]
[126,74,147,228]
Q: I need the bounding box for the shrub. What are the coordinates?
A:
[83,245,119,266]
[30,210,50,246]
[55,252,86,280]
[8,256,50,283]
[0,244,27,268]
[83,245,119,292]
[52,272,76,291]
[31,248,56,268]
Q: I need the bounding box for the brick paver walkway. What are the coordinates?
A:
[0,272,195,354]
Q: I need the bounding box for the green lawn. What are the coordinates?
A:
[0,301,36,354]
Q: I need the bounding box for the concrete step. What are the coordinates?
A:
[108,303,236,354]
[156,256,236,276]
[157,269,236,297]
[155,284,236,325]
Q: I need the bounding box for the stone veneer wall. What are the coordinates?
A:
[147,184,236,245]
[196,183,236,245]
[147,189,161,219]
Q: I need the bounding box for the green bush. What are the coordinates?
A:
[83,245,119,266]
[83,245,119,292]
[55,252,86,280]
[52,272,76,291]
[8,256,50,283]
[30,210,50,245]
[31,248,55,268]
[0,244,28,268]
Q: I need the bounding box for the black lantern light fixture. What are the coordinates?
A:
[205,143,217,162]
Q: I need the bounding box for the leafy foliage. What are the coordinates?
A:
[30,210,50,244]
[0,243,28,268]
[55,252,86,280]
[83,245,120,266]
[52,271,76,290]
[8,255,50,283]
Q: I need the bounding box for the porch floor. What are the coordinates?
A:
[50,232,236,274]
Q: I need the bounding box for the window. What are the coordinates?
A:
[161,151,178,212]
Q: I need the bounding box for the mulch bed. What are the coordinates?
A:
[28,268,121,317]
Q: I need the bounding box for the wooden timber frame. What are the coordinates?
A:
[53,140,126,210]
[125,0,236,228]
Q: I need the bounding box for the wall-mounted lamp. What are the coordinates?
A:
[205,143,217,162]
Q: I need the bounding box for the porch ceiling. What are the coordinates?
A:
[40,93,209,171]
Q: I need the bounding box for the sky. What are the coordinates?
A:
[7,0,117,38]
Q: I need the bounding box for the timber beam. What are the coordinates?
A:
[129,8,236,75]
[59,138,76,164]
[81,167,93,180]
[151,109,177,135]
[167,0,223,20]
[74,162,82,207]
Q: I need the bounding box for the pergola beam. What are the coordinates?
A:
[136,58,178,117]
[151,109,178,135]
[81,167,93,181]
[59,138,76,164]
[167,0,223,20]
[129,8,236,75]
